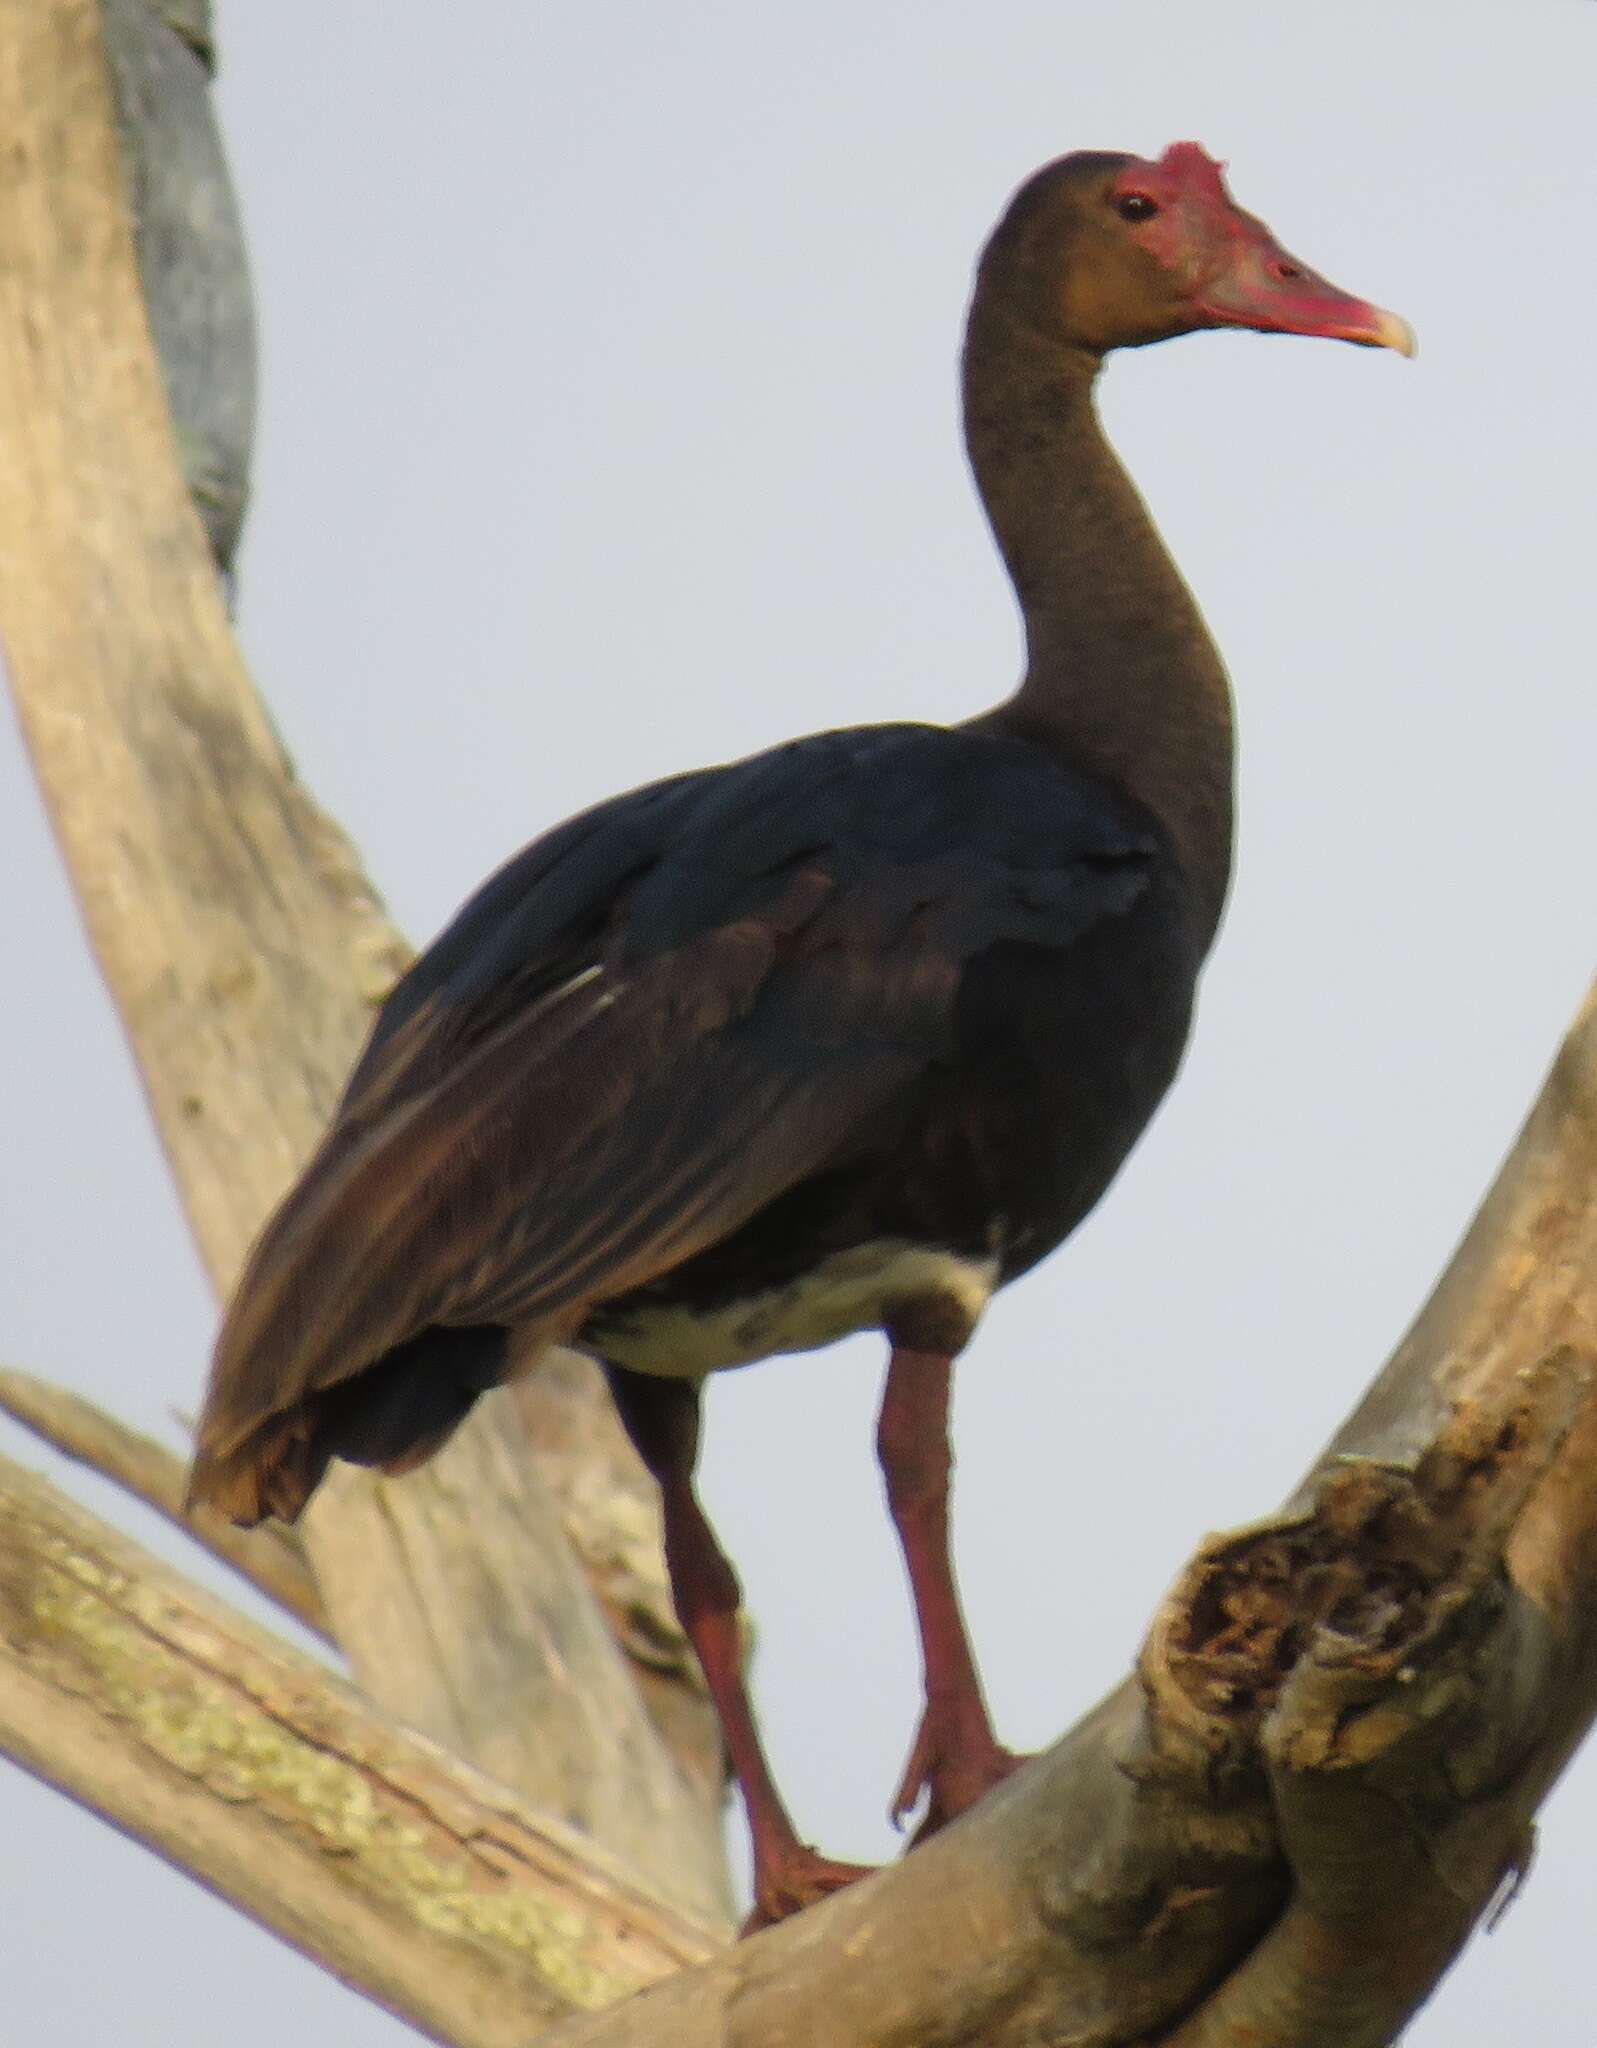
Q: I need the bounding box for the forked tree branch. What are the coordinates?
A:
[0,0,727,1921]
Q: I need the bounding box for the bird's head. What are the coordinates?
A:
[980,142,1414,359]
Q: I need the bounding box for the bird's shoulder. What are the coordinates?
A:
[623,720,1161,953]
[346,722,1158,1104]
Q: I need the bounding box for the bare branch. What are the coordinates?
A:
[0,1364,329,1638]
[1156,1349,1591,2048]
[0,1449,726,2048]
[0,0,726,1915]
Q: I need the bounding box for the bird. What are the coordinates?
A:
[188,143,1412,1929]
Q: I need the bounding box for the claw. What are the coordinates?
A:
[889,1719,938,1829]
[890,1706,1025,1843]
[745,1843,876,1934]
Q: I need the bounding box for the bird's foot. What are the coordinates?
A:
[744,1840,877,1934]
[890,1706,1025,1841]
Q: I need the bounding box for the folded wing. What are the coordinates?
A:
[189,723,1154,1519]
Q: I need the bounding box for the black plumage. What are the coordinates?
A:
[192,723,1180,1510]
[189,141,1410,1926]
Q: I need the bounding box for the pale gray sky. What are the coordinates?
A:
[3,3,1595,2041]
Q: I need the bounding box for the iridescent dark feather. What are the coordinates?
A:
[188,724,1155,1522]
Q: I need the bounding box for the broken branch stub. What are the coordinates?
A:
[1148,1347,1592,2048]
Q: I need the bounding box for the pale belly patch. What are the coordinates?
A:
[592,1241,1001,1379]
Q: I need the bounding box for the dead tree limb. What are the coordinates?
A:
[0,1451,721,2048]
[0,0,726,1919]
[0,1364,327,1638]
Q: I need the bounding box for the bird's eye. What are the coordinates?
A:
[1115,193,1159,224]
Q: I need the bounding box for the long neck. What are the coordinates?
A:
[962,296,1234,946]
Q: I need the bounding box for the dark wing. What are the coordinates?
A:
[189,723,1155,1517]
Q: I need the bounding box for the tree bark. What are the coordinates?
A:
[0,1364,328,1638]
[99,0,255,576]
[0,1452,720,2047]
[0,0,727,1924]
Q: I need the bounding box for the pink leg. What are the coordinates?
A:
[607,1366,872,1930]
[877,1346,1022,1837]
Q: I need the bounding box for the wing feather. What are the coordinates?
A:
[192,722,1159,1502]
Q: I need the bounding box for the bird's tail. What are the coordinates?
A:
[184,1322,511,1526]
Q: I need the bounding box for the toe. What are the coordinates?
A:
[745,1846,876,1933]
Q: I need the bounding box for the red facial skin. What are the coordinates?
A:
[1114,142,1414,354]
